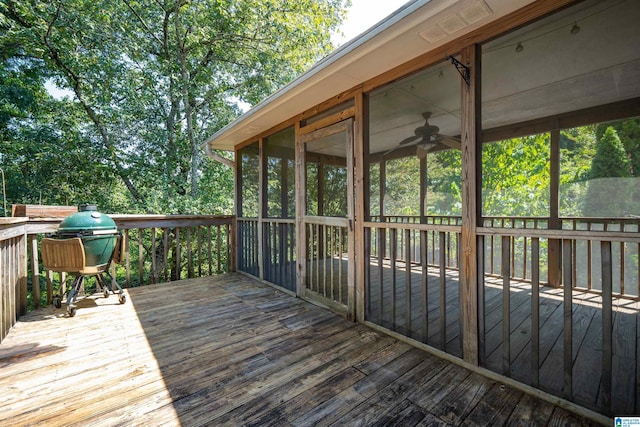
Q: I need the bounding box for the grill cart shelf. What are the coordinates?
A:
[41,204,126,317]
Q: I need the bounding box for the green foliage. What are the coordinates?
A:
[583,126,635,216]
[384,156,421,216]
[596,119,640,176]
[589,126,630,179]
[482,134,550,217]
[428,149,462,215]
[558,127,594,216]
[0,0,348,215]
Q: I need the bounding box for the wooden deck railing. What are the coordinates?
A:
[0,215,234,343]
[0,219,28,342]
[361,216,640,415]
[367,215,640,300]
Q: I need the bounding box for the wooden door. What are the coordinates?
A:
[298,119,355,318]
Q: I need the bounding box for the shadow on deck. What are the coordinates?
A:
[0,274,602,426]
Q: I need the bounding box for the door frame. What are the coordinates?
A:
[295,118,356,319]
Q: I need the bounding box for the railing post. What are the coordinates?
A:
[601,240,612,416]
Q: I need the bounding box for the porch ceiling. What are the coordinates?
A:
[203,0,536,151]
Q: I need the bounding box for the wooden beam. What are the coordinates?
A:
[345,118,356,321]
[258,138,266,281]
[235,146,243,218]
[208,151,235,168]
[299,107,356,136]
[460,44,482,365]
[298,116,351,144]
[354,93,367,323]
[483,97,640,143]
[294,121,307,298]
[548,124,562,287]
[305,152,347,167]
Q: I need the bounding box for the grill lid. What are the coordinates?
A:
[57,204,117,234]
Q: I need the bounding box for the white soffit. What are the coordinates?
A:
[204,0,535,151]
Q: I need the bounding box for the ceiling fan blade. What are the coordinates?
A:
[399,134,421,146]
[382,134,421,158]
[437,134,461,150]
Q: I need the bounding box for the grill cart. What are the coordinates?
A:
[41,204,126,317]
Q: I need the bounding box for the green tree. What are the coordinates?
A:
[1,0,348,214]
[583,126,632,216]
[596,119,640,176]
[481,134,550,217]
[0,42,129,212]
[589,126,630,180]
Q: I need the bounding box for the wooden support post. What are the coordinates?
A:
[460,44,482,365]
[258,138,266,281]
[346,119,356,321]
[380,160,386,258]
[548,126,562,287]
[295,121,307,297]
[234,146,242,272]
[355,93,368,323]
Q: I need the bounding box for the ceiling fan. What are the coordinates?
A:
[383,112,461,159]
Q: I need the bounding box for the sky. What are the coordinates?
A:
[333,0,410,46]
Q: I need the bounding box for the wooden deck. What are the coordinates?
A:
[0,274,602,426]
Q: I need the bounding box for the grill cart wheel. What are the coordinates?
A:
[67,306,77,317]
[53,296,62,309]
[103,288,109,298]
[118,292,126,304]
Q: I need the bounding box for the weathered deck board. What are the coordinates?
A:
[0,274,602,426]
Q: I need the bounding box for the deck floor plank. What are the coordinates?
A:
[0,274,602,426]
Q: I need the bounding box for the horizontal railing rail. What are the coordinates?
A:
[24,215,234,312]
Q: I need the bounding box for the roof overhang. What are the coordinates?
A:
[203,0,536,151]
